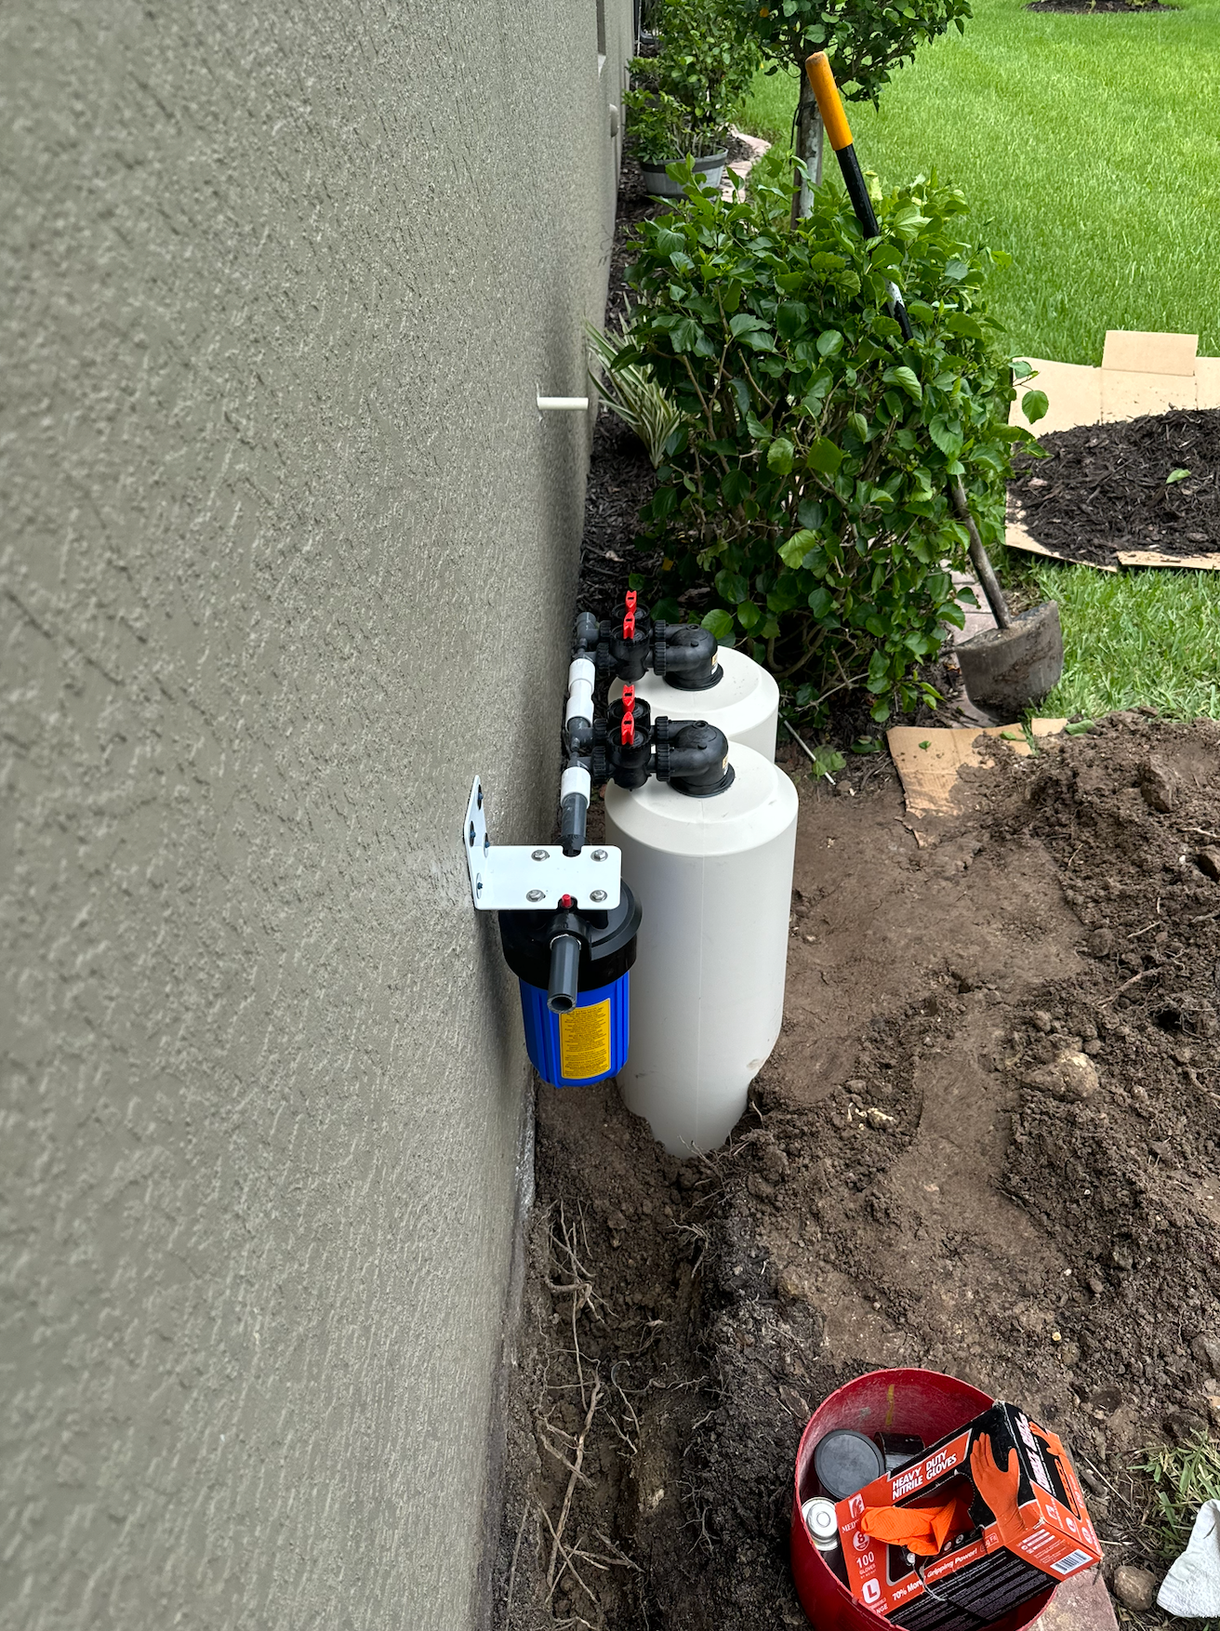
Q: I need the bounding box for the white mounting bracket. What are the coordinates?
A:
[464,777,622,911]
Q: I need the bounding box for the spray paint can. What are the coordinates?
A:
[802,1497,849,1584]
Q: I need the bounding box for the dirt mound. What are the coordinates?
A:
[493,715,1220,1630]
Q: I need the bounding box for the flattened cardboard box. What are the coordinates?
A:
[836,1403,1101,1631]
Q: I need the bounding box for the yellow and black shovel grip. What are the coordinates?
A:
[804,52,912,342]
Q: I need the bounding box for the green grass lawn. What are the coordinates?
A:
[739,0,1220,366]
[1001,553,1220,719]
[739,0,1220,723]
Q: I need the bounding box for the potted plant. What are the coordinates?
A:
[625,0,759,196]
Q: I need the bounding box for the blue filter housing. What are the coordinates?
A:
[499,882,641,1088]
[517,975,630,1087]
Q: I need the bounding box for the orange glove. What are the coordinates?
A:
[970,1432,1024,1546]
[861,1490,973,1557]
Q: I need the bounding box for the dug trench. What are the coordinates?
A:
[493,714,1220,1631]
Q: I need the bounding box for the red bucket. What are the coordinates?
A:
[791,1368,1056,1631]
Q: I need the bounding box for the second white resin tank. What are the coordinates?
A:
[604,741,797,1155]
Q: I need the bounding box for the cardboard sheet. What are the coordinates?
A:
[1009,358,1102,436]
[1116,551,1220,571]
[1005,515,1118,572]
[1197,357,1220,411]
[1102,330,1198,376]
[1101,368,1198,423]
[887,721,1068,817]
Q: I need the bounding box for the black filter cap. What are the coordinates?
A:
[499,882,641,994]
[813,1428,885,1502]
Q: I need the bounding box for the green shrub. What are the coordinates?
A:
[730,0,972,102]
[619,165,1040,720]
[625,0,760,164]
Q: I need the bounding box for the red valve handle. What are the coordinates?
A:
[621,683,635,746]
[623,589,637,641]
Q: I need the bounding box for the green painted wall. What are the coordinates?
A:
[0,2,631,1624]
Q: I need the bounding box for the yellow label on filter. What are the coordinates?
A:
[558,999,612,1080]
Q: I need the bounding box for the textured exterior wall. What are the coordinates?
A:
[0,3,630,1626]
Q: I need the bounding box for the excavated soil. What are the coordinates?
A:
[1009,410,1220,566]
[493,715,1220,1630]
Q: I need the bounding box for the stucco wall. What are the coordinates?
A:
[0,2,631,1626]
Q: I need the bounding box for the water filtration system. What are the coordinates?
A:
[465,594,797,1153]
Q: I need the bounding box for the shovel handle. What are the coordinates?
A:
[804,52,854,153]
[952,479,1013,630]
[804,52,910,342]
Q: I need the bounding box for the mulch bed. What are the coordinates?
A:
[1009,408,1220,567]
[1027,1,1175,11]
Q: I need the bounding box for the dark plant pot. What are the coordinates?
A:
[640,150,728,197]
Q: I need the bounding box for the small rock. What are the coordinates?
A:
[1032,1010,1053,1033]
[606,1210,627,1232]
[1207,1395,1220,1431]
[1112,1566,1158,1612]
[1086,928,1114,957]
[1028,1050,1100,1101]
[866,1106,897,1130]
[1083,1038,1102,1056]
[1198,848,1220,882]
[1191,1333,1220,1374]
[1058,1339,1081,1370]
[777,1267,809,1301]
[1139,755,1176,812]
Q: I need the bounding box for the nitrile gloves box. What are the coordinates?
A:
[835,1402,1101,1631]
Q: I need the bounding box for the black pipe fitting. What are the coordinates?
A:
[584,602,722,692]
[606,693,653,789]
[660,624,721,691]
[566,715,594,757]
[601,598,654,684]
[658,719,734,797]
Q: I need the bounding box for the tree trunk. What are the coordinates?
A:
[789,72,825,226]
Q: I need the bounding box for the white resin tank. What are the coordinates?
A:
[604,742,798,1155]
[612,645,779,761]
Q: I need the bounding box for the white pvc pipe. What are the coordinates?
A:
[537,395,589,411]
[565,656,595,726]
[560,765,592,804]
